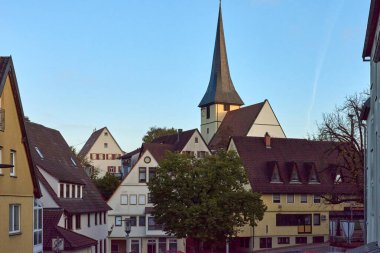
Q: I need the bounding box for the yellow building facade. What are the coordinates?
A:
[0,57,41,253]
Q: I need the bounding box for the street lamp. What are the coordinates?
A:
[124,218,131,253]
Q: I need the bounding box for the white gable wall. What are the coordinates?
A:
[181,130,211,154]
[247,101,286,138]
[86,128,124,177]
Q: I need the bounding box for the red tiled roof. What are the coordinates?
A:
[26,122,111,213]
[152,129,197,151]
[209,102,265,150]
[231,136,356,195]
[141,143,175,164]
[43,208,97,251]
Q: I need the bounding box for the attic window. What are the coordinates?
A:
[308,166,320,184]
[334,172,343,184]
[71,157,77,166]
[104,132,108,136]
[270,164,282,183]
[289,166,300,183]
[35,147,44,159]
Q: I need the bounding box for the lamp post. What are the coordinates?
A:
[124,218,131,253]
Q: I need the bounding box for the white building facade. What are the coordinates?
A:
[107,129,210,253]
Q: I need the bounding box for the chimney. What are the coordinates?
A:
[177,129,183,143]
[264,132,271,148]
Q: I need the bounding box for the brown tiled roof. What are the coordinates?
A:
[78,127,106,157]
[231,136,356,195]
[209,102,265,149]
[152,129,197,151]
[0,56,42,198]
[26,122,111,213]
[43,208,97,251]
[120,148,141,160]
[141,143,175,164]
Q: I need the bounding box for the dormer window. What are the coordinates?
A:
[334,172,343,184]
[71,157,77,166]
[35,147,44,159]
[289,164,300,183]
[270,164,282,183]
[308,166,320,184]
[59,183,83,198]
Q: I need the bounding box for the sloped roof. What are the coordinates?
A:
[198,4,244,107]
[43,208,97,251]
[0,56,41,198]
[152,129,198,151]
[26,122,111,213]
[78,127,106,157]
[120,147,141,160]
[231,136,356,195]
[363,0,380,59]
[209,101,265,149]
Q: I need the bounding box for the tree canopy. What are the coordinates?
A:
[313,90,368,204]
[142,126,177,143]
[148,150,266,252]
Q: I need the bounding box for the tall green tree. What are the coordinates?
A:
[148,151,266,253]
[93,172,120,200]
[142,126,177,143]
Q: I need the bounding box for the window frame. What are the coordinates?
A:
[313,213,321,226]
[120,194,128,205]
[115,216,122,227]
[139,167,146,183]
[138,194,146,205]
[139,216,146,226]
[272,194,281,203]
[130,194,137,205]
[10,150,16,176]
[300,194,308,203]
[313,195,321,203]
[75,214,81,229]
[287,194,294,203]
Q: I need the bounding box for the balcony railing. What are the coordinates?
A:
[148,224,164,231]
[0,108,4,131]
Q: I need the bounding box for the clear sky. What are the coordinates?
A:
[0,0,371,152]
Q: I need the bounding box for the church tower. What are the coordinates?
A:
[199,2,244,143]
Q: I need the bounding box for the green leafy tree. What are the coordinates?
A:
[93,172,120,200]
[148,150,266,253]
[142,126,177,143]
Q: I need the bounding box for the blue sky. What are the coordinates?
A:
[0,0,370,151]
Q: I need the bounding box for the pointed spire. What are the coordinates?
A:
[198,2,244,107]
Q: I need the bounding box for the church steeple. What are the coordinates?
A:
[198,2,244,107]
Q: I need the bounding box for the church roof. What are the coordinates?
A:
[209,101,265,149]
[198,3,244,107]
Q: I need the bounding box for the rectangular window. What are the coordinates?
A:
[259,238,272,249]
[148,217,163,230]
[313,195,321,203]
[287,194,294,203]
[77,185,80,198]
[149,167,156,181]
[65,184,70,198]
[67,215,73,230]
[300,194,308,203]
[195,137,199,143]
[197,151,206,158]
[131,240,140,253]
[159,238,166,253]
[33,201,43,246]
[60,183,64,198]
[139,216,146,226]
[71,184,75,198]
[95,212,98,225]
[99,212,102,225]
[139,167,146,183]
[313,213,320,225]
[75,214,81,229]
[9,204,20,234]
[313,236,324,243]
[273,194,281,203]
[277,237,290,244]
[120,194,128,205]
[108,166,116,173]
[104,143,108,148]
[148,193,153,203]
[100,240,103,253]
[88,213,91,227]
[130,195,137,205]
[295,237,307,244]
[169,239,177,250]
[130,216,137,226]
[10,150,16,176]
[139,195,146,205]
[224,104,230,111]
[115,216,122,226]
[206,106,210,119]
[104,212,106,224]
